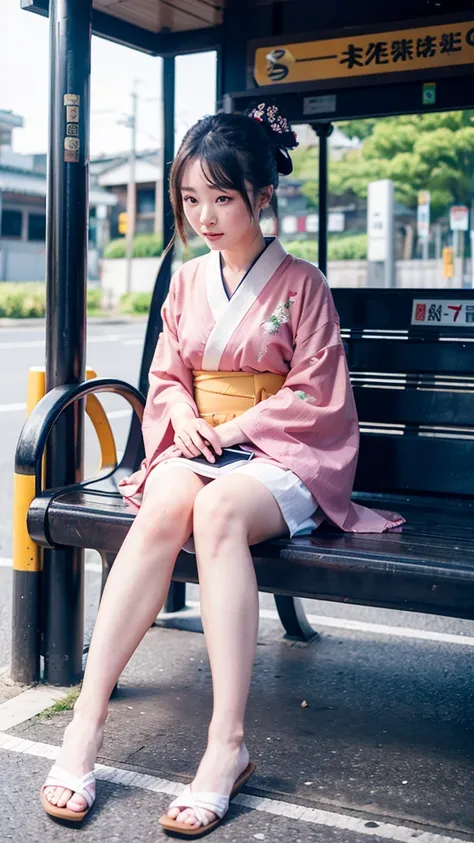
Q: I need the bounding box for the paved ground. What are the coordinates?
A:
[1,578,473,842]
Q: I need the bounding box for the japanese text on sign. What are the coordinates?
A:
[253,20,474,86]
[411,299,474,327]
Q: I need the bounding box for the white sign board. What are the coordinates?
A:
[305,213,345,234]
[281,216,297,234]
[329,212,345,233]
[306,214,318,233]
[449,205,469,232]
[367,180,394,262]
[411,299,474,326]
[417,190,430,239]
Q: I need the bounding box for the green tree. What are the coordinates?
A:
[289,112,474,221]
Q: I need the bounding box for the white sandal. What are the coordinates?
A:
[158,760,255,838]
[41,764,96,822]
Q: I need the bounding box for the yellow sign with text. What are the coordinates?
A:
[253,20,474,86]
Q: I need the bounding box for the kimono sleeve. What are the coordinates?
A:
[141,274,198,464]
[118,274,198,505]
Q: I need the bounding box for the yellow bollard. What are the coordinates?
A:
[11,365,118,683]
[85,368,117,471]
[11,368,47,683]
[13,368,46,576]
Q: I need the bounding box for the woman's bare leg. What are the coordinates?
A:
[167,475,287,827]
[44,466,207,812]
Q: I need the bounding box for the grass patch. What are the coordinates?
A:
[37,688,80,719]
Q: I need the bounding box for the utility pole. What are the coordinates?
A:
[125,84,138,295]
[154,90,163,236]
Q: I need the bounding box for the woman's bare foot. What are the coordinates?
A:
[167,738,249,828]
[42,713,104,813]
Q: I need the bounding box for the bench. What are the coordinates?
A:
[16,284,474,647]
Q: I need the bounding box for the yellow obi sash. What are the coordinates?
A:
[192,370,286,428]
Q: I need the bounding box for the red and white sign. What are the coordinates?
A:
[411,299,474,326]
[449,205,469,232]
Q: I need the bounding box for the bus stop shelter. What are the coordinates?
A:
[13,0,474,688]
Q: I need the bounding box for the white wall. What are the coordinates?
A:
[101,256,470,306]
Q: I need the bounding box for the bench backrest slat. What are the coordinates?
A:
[332,289,474,498]
[352,386,474,427]
[357,433,474,496]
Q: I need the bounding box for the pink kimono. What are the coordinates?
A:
[119,238,405,533]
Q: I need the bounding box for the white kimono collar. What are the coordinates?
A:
[203,237,288,370]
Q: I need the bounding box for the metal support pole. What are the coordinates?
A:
[161,54,186,615]
[42,0,92,685]
[162,56,175,251]
[312,123,333,278]
[125,84,138,294]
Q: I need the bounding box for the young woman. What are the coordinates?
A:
[41,104,404,837]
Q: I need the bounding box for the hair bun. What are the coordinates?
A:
[247,102,298,175]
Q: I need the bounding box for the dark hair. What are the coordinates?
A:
[169,105,297,243]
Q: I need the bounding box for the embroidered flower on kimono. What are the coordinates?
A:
[294,390,309,401]
[258,291,297,362]
[261,292,297,335]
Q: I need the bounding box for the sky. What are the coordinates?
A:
[0,1,217,157]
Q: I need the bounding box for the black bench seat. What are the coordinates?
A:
[27,483,474,621]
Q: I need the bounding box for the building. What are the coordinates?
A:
[91,150,162,240]
[0,110,116,281]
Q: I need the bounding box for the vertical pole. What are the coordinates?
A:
[312,123,333,278]
[161,54,186,614]
[162,56,175,250]
[42,0,91,686]
[125,84,138,294]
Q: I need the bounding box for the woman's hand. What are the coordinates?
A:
[171,403,223,462]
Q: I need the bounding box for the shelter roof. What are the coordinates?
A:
[23,1,474,56]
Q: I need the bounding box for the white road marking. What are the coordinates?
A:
[0,404,133,416]
[0,731,468,843]
[0,688,71,732]
[0,334,142,351]
[1,557,473,648]
[0,402,27,413]
[106,409,132,419]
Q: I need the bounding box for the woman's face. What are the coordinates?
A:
[180,157,272,251]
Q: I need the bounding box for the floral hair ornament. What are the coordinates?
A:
[247,102,298,176]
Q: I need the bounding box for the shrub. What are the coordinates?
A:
[104,233,163,259]
[132,233,163,258]
[182,240,210,262]
[328,233,367,261]
[0,282,105,318]
[87,288,102,312]
[281,239,318,262]
[119,291,152,315]
[103,238,126,259]
[0,283,46,317]
[281,234,368,263]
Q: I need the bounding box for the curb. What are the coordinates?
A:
[0,316,148,328]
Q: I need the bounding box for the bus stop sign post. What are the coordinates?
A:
[42,0,92,686]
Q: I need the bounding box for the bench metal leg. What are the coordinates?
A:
[99,551,116,600]
[165,582,186,613]
[274,595,319,644]
[156,582,203,633]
